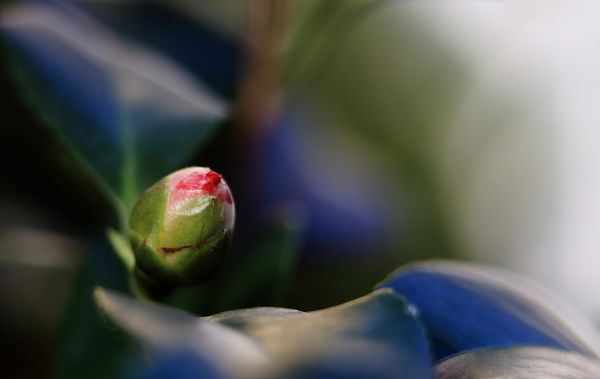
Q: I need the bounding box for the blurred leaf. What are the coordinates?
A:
[377,260,600,361]
[95,287,431,379]
[215,288,432,379]
[286,2,470,263]
[78,0,242,99]
[0,2,228,212]
[156,0,244,39]
[434,346,600,379]
[286,0,391,89]
[259,107,390,254]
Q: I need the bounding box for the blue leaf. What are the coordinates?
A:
[434,346,600,379]
[231,288,432,379]
[258,105,391,255]
[377,260,600,361]
[77,0,241,99]
[1,2,228,208]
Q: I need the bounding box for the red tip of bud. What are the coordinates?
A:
[172,169,232,204]
[175,170,222,193]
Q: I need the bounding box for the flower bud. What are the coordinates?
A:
[129,167,235,287]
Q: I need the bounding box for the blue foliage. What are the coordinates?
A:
[1,1,228,199]
[434,346,600,379]
[258,106,391,255]
[4,25,118,135]
[378,263,600,361]
[2,17,123,188]
[76,0,241,99]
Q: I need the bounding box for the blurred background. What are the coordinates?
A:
[2,0,600,378]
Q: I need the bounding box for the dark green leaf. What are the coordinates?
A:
[434,346,600,379]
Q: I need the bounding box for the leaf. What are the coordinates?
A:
[434,346,600,379]
[95,287,432,379]
[1,2,228,210]
[285,0,392,89]
[377,260,600,361]
[221,288,432,379]
[258,108,390,254]
[78,0,242,99]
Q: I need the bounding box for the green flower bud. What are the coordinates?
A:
[129,167,235,287]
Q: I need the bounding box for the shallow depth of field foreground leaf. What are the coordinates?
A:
[95,287,431,379]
